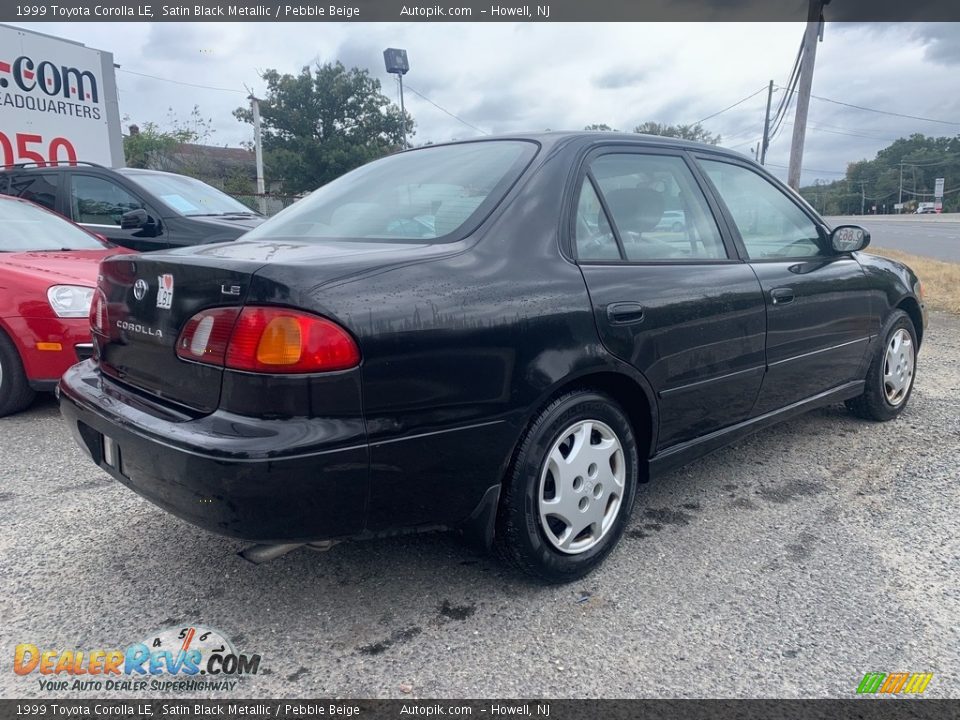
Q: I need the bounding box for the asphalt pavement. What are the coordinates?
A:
[2,312,959,699]
[826,215,960,262]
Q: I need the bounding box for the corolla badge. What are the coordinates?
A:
[133,279,148,301]
[116,320,163,339]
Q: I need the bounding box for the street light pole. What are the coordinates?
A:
[398,74,406,148]
[383,48,410,150]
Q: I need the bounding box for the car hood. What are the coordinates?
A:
[0,249,124,286]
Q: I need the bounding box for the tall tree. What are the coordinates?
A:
[584,123,617,132]
[633,121,721,145]
[235,62,414,193]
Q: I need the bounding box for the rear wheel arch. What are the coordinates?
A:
[506,369,657,486]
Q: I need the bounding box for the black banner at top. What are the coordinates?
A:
[2,0,960,22]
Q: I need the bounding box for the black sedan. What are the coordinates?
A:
[59,133,925,582]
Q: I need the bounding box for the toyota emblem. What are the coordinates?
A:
[133,279,148,301]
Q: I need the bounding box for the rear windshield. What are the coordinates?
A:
[0,198,105,252]
[242,140,537,243]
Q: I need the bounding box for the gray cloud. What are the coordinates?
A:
[593,67,649,90]
[910,23,960,65]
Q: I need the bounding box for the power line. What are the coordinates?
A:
[692,85,769,126]
[775,84,960,127]
[118,68,246,94]
[901,185,960,196]
[403,84,489,136]
[780,121,896,142]
[768,34,804,143]
[899,154,960,167]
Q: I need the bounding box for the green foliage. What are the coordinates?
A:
[633,121,721,145]
[584,123,618,132]
[235,62,414,194]
[799,133,960,215]
[123,106,214,169]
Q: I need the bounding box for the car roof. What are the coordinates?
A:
[0,164,197,179]
[114,167,196,179]
[406,131,752,159]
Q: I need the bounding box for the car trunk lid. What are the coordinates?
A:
[96,252,264,414]
[94,239,445,414]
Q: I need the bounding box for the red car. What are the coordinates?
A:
[0,195,127,416]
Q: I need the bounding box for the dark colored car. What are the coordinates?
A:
[59,133,925,582]
[0,163,265,252]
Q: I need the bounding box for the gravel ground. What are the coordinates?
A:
[1,312,958,700]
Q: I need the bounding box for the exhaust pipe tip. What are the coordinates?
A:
[238,542,304,565]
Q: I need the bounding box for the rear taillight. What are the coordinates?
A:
[90,289,107,334]
[176,306,360,374]
[176,307,241,365]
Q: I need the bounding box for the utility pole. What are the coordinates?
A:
[249,95,267,216]
[860,181,865,215]
[787,0,827,190]
[898,161,904,208]
[760,79,774,165]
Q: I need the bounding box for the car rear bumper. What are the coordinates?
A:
[58,361,369,542]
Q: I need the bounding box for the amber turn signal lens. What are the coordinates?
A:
[256,316,303,366]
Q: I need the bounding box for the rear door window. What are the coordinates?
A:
[585,153,728,261]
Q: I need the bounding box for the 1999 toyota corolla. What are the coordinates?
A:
[60,133,925,582]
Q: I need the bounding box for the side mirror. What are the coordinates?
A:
[120,208,149,230]
[830,224,870,253]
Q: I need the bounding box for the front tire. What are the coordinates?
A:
[495,391,639,583]
[846,309,917,421]
[0,331,36,418]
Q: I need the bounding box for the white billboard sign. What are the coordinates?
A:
[934,177,945,199]
[0,24,123,168]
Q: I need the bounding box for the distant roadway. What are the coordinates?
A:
[825,214,960,262]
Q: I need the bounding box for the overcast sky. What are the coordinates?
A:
[10,21,960,187]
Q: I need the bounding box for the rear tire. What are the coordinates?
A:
[495,390,639,583]
[0,331,36,417]
[845,310,917,422]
